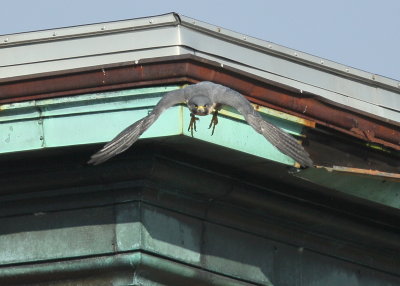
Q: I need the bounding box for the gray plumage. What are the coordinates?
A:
[88,81,313,167]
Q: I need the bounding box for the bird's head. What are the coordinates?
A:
[187,96,213,116]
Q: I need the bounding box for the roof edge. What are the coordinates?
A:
[0,13,180,47]
[178,14,400,91]
[0,54,399,151]
[2,13,399,94]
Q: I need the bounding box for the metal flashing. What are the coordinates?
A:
[179,14,400,89]
[297,167,400,209]
[0,85,308,167]
[322,165,400,180]
[0,55,399,151]
[177,25,400,122]
[1,12,399,125]
[0,13,179,46]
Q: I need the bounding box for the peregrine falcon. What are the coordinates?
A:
[88,81,313,167]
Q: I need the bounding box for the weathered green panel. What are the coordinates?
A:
[0,118,43,153]
[2,85,400,211]
[297,168,400,208]
[182,108,297,166]
[202,222,274,285]
[141,206,202,265]
[0,206,116,265]
[1,149,400,285]
[0,86,181,152]
[0,85,306,167]
[115,203,142,252]
[43,105,182,147]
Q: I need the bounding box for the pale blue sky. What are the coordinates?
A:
[1,0,399,80]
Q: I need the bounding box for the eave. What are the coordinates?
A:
[1,55,399,152]
[0,14,399,210]
[1,14,400,284]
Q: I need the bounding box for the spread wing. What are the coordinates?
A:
[210,84,313,167]
[88,88,187,165]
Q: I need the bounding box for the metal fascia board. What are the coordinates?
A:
[0,86,306,167]
[0,46,186,79]
[179,14,400,89]
[0,13,183,80]
[297,168,400,209]
[2,12,399,120]
[193,51,400,123]
[178,15,400,121]
[0,56,398,150]
[0,13,179,46]
[1,26,179,67]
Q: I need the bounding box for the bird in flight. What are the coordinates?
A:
[88,81,313,167]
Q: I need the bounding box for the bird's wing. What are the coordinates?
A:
[211,84,313,167]
[88,88,187,165]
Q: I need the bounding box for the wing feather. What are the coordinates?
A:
[247,114,313,167]
[88,88,187,165]
[88,82,313,167]
[210,84,313,167]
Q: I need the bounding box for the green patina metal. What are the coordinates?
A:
[0,85,306,166]
[1,85,399,211]
[1,149,398,285]
[297,168,400,209]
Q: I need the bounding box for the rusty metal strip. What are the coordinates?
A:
[0,54,399,150]
[318,166,400,181]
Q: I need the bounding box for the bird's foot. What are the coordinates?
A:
[188,113,199,137]
[208,110,219,136]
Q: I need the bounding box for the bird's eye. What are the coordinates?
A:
[194,104,198,108]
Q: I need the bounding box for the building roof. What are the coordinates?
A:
[0,13,399,209]
[1,14,400,285]
[1,13,399,123]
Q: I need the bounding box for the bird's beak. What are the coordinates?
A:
[197,106,205,113]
